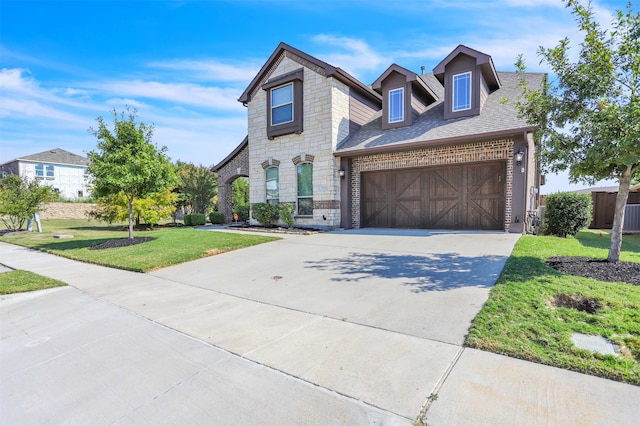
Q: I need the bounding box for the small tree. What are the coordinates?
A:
[88,189,177,228]
[516,0,640,262]
[542,192,592,237]
[176,162,217,214]
[87,108,177,239]
[232,177,249,209]
[0,175,54,231]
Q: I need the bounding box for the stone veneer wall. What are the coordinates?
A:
[215,143,249,223]
[350,139,515,230]
[247,54,348,229]
[40,202,96,219]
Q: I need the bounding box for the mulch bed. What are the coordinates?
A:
[89,237,155,250]
[226,224,323,235]
[547,256,640,285]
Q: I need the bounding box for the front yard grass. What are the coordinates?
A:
[466,230,640,385]
[0,270,67,294]
[0,219,279,272]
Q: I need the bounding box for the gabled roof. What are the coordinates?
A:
[335,72,543,156]
[238,42,381,105]
[371,63,439,103]
[4,148,89,167]
[433,44,501,90]
[211,136,248,172]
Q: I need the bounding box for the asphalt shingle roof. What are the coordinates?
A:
[10,148,89,167]
[336,71,544,155]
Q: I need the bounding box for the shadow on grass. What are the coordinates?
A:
[574,230,640,254]
[305,252,515,292]
[32,238,116,251]
[498,254,562,283]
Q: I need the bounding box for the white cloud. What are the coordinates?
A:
[310,35,386,78]
[147,59,259,82]
[93,80,244,111]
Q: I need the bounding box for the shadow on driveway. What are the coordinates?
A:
[305,252,507,292]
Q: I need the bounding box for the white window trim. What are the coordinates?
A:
[388,87,404,123]
[452,71,472,112]
[270,83,294,126]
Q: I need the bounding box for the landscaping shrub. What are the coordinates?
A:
[183,213,206,226]
[209,212,224,224]
[542,192,592,237]
[235,205,250,222]
[278,203,294,227]
[252,203,279,227]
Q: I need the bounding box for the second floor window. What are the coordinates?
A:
[271,83,293,125]
[35,163,54,178]
[389,88,404,123]
[453,72,472,112]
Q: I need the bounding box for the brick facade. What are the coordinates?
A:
[215,143,249,223]
[349,139,515,230]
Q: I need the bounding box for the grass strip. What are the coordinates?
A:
[466,230,640,385]
[0,270,67,294]
[0,219,279,272]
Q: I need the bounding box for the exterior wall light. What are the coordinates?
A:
[515,150,524,166]
[339,169,345,178]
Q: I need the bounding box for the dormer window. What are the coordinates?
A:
[271,83,293,125]
[452,71,471,112]
[389,88,404,123]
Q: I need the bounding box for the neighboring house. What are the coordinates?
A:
[575,184,640,230]
[213,43,544,233]
[0,148,91,200]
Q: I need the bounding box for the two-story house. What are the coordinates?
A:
[0,148,91,200]
[213,43,543,233]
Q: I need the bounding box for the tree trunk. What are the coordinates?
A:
[608,166,633,263]
[128,193,134,240]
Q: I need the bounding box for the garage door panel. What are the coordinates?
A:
[362,161,505,230]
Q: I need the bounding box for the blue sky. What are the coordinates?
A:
[0,0,627,193]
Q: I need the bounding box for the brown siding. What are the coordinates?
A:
[349,90,381,134]
[480,76,489,110]
[443,54,481,119]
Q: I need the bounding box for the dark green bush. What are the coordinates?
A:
[209,212,224,224]
[235,205,250,222]
[542,192,592,237]
[278,203,294,227]
[183,213,206,226]
[252,203,279,227]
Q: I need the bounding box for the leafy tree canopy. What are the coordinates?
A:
[175,161,217,214]
[87,108,177,238]
[516,0,639,262]
[0,174,54,231]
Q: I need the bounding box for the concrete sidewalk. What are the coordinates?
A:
[1,237,639,425]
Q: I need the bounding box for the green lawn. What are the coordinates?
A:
[0,270,67,294]
[0,219,279,272]
[466,230,640,385]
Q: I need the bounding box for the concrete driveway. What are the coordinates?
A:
[3,230,638,425]
[152,229,519,346]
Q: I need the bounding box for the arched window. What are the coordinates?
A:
[297,162,313,216]
[266,166,279,205]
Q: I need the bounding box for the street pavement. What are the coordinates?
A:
[1,229,639,425]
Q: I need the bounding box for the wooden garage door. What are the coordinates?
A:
[361,162,505,230]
